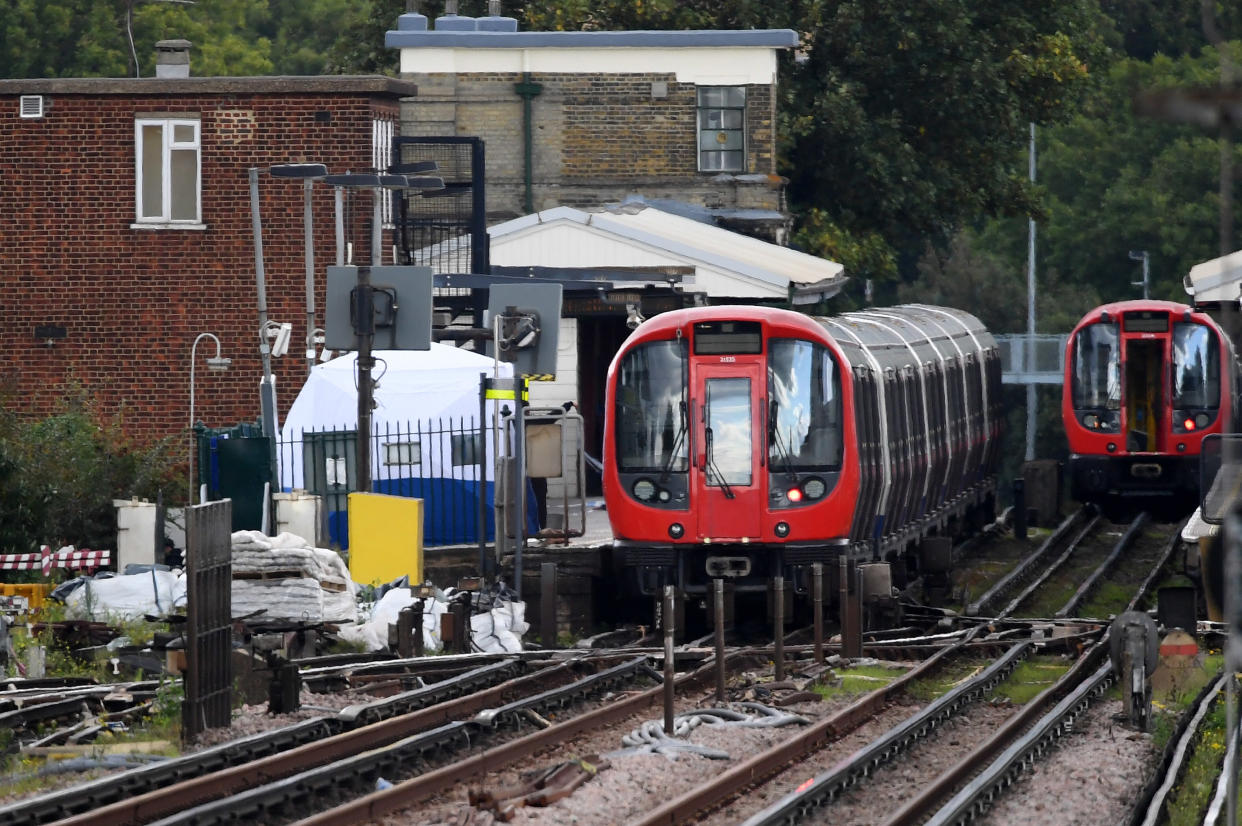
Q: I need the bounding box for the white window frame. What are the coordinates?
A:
[134,117,203,227]
[696,86,746,173]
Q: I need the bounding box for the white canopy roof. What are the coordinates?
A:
[487,204,846,303]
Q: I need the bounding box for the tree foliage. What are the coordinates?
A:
[0,385,182,557]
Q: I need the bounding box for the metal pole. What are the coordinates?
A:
[663,585,676,737]
[1142,253,1150,300]
[774,575,785,682]
[189,336,200,505]
[714,579,726,703]
[334,186,345,266]
[812,562,824,664]
[478,372,489,578]
[371,185,383,265]
[248,168,279,527]
[541,562,557,648]
[1026,122,1037,463]
[303,178,316,376]
[514,379,527,600]
[356,265,374,493]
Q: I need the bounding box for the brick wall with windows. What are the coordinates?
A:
[0,78,415,447]
[401,72,781,223]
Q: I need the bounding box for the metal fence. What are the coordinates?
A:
[183,499,232,742]
[393,136,487,275]
[994,333,1069,384]
[276,417,493,549]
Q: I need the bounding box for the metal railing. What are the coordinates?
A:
[277,417,493,549]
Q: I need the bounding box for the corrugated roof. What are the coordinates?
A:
[489,205,845,302]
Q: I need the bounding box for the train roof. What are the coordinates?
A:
[1070,299,1220,332]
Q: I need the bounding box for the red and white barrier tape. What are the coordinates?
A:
[0,545,112,576]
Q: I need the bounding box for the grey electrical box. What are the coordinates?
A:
[325,265,434,351]
[485,283,562,380]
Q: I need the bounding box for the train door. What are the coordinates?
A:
[692,364,763,540]
[1123,338,1165,453]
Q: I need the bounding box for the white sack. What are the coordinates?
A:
[65,571,186,621]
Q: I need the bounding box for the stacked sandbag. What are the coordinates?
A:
[230,531,357,624]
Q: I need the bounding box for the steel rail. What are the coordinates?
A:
[996,513,1102,619]
[966,506,1092,617]
[291,651,751,826]
[3,660,528,826]
[1133,673,1226,826]
[623,632,976,826]
[140,656,653,826]
[911,653,1113,826]
[1055,511,1149,618]
[729,642,1034,826]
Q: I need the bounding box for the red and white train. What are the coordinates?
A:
[1063,299,1240,516]
[603,304,1002,613]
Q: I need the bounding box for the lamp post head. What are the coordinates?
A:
[206,356,231,372]
[270,163,328,180]
[1128,250,1148,261]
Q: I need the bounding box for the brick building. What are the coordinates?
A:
[0,44,418,451]
[386,10,798,242]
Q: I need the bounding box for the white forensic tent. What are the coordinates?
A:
[280,345,520,547]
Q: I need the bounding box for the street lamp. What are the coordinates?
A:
[189,333,230,506]
[270,163,328,376]
[1129,250,1150,299]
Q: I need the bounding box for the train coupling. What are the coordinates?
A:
[705,556,752,578]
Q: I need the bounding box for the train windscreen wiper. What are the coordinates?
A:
[658,400,688,485]
[704,425,736,499]
[768,399,801,484]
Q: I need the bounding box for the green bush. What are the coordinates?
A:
[0,383,181,560]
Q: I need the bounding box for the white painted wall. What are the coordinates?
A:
[401,47,778,85]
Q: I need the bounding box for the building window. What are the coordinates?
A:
[135,118,201,224]
[697,87,745,172]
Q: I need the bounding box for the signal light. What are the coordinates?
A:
[787,487,803,503]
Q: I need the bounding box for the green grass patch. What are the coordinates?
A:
[988,656,1071,705]
[812,663,905,701]
[1079,580,1134,619]
[1163,702,1229,826]
[904,658,995,703]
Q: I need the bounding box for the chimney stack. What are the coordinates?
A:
[155,40,192,78]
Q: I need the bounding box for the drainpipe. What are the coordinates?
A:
[514,72,543,214]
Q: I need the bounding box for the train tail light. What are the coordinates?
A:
[786,487,803,503]
[1183,417,1196,431]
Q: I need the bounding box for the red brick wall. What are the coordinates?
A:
[0,91,402,449]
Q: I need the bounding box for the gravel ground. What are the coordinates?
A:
[977,699,1160,826]
[372,681,1162,826]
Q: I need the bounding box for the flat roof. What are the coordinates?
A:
[387,27,798,50]
[0,76,419,96]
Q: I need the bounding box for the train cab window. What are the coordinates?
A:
[1071,322,1121,414]
[615,340,690,472]
[1172,323,1220,429]
[767,339,843,469]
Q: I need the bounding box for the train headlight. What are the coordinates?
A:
[1083,413,1100,429]
[1107,442,1117,453]
[632,479,657,502]
[803,478,827,499]
[774,522,790,538]
[1196,413,1211,429]
[668,523,685,539]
